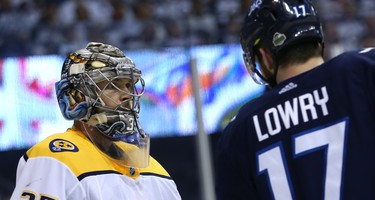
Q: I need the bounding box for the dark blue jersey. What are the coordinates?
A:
[216,48,375,200]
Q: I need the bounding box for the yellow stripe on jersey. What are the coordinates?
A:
[26,127,170,180]
[140,156,171,178]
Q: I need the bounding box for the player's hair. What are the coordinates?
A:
[277,40,323,68]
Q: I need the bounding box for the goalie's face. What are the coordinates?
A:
[88,77,150,168]
[56,42,150,168]
[96,78,134,111]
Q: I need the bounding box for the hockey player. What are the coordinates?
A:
[11,42,181,200]
[216,0,375,199]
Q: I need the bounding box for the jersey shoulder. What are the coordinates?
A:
[25,128,113,176]
[328,48,375,71]
[26,128,171,179]
[26,128,91,158]
[221,48,375,141]
[26,128,98,161]
[140,157,172,179]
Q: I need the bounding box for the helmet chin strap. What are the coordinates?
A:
[81,121,96,136]
[81,120,125,160]
[86,113,108,126]
[268,58,279,88]
[254,48,278,87]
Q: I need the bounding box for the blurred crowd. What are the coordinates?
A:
[0,0,374,58]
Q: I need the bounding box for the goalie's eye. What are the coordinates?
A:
[125,82,132,91]
[104,79,133,92]
[106,82,117,90]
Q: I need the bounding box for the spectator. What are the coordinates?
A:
[336,0,366,51]
[106,0,138,50]
[31,3,64,55]
[125,0,166,49]
[0,0,373,58]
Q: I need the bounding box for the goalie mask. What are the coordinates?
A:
[55,42,149,168]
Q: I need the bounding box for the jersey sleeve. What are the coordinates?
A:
[215,120,258,200]
[10,155,85,200]
[361,48,375,104]
[348,47,375,112]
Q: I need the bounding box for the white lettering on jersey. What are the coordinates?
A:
[254,86,329,142]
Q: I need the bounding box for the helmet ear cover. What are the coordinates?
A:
[55,53,93,120]
[55,78,89,120]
